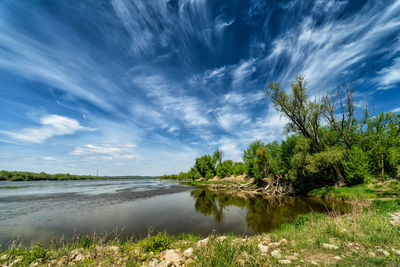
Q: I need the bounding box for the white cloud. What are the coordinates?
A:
[218,137,243,162]
[0,115,95,143]
[393,107,400,113]
[377,57,400,89]
[264,0,400,93]
[70,143,137,160]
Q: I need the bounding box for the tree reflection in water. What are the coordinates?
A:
[190,187,351,233]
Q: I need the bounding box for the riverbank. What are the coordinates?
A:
[1,198,399,267]
[0,170,155,181]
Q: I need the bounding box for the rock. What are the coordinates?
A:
[11,259,21,266]
[149,258,159,267]
[258,243,269,255]
[279,238,288,244]
[322,243,339,250]
[109,246,119,253]
[183,247,193,258]
[278,259,291,265]
[286,255,298,260]
[196,237,209,248]
[76,254,87,261]
[163,249,183,265]
[368,252,376,257]
[391,248,400,256]
[268,242,281,247]
[333,256,342,260]
[389,212,400,225]
[293,253,299,257]
[310,260,319,265]
[217,236,227,242]
[377,249,390,257]
[270,249,281,259]
[1,254,8,260]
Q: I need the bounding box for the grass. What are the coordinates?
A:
[2,199,399,266]
[308,178,400,200]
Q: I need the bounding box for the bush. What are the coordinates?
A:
[140,232,173,252]
[343,146,370,185]
[216,160,233,178]
[232,162,246,176]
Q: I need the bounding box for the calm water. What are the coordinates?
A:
[0,179,349,247]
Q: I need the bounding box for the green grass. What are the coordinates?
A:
[308,179,400,200]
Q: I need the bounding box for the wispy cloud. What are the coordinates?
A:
[377,57,400,89]
[0,115,95,143]
[70,143,137,160]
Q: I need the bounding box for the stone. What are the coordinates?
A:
[60,256,68,263]
[322,243,339,250]
[377,249,390,257]
[74,254,85,261]
[183,247,193,258]
[268,242,281,247]
[11,259,21,266]
[270,249,281,259]
[109,246,119,253]
[333,256,342,260]
[310,260,319,265]
[217,236,227,242]
[196,237,209,248]
[258,243,269,255]
[368,252,376,257]
[391,248,400,256]
[163,249,183,265]
[293,253,299,257]
[278,260,291,265]
[279,238,288,244]
[1,254,8,260]
[286,255,298,260]
[149,258,159,267]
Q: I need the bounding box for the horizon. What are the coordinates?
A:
[1,0,400,176]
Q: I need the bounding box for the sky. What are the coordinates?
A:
[0,0,399,176]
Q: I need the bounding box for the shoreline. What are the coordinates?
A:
[1,198,399,266]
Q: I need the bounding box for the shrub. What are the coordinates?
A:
[343,146,370,185]
[140,232,173,252]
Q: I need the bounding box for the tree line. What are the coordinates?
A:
[161,76,400,193]
[0,170,151,181]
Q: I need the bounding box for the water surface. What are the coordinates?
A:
[0,179,349,247]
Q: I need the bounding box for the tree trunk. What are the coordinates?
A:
[333,165,345,187]
[381,154,384,176]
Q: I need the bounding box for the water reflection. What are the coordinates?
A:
[191,187,351,233]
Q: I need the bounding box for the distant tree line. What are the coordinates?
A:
[161,76,400,193]
[0,170,150,181]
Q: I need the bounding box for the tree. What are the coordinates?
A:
[194,155,216,179]
[265,75,347,186]
[213,149,223,165]
[365,112,400,177]
[266,75,323,148]
[216,160,233,178]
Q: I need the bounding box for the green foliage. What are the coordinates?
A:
[243,140,271,182]
[365,112,400,177]
[216,160,233,178]
[370,199,400,213]
[138,232,173,252]
[194,154,216,179]
[78,235,93,249]
[232,162,246,176]
[343,146,369,185]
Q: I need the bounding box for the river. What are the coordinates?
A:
[0,179,349,247]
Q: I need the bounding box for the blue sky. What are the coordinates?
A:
[0,0,399,176]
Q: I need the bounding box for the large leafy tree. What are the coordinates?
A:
[365,112,400,177]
